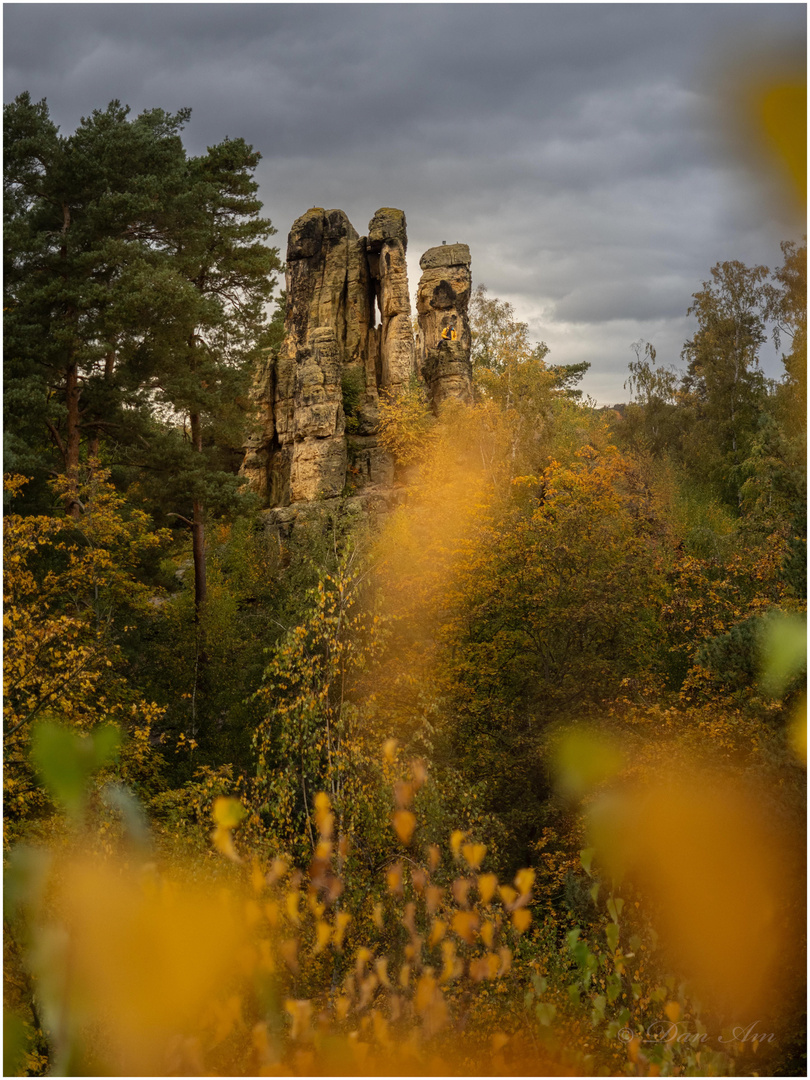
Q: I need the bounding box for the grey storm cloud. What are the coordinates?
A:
[4,3,805,403]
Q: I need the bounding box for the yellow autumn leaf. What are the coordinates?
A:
[429,919,447,947]
[514,867,535,896]
[211,825,241,863]
[499,884,518,908]
[451,910,479,945]
[307,893,325,918]
[477,873,498,904]
[450,829,466,858]
[664,1001,681,1023]
[284,999,312,1041]
[314,920,332,954]
[285,891,300,925]
[392,809,417,844]
[394,780,414,808]
[512,908,532,933]
[462,842,486,870]
[333,911,351,949]
[480,920,495,948]
[414,973,437,1015]
[411,758,428,788]
[440,939,457,983]
[382,738,398,764]
[355,946,372,974]
[372,902,384,930]
[411,867,427,894]
[386,862,403,894]
[452,877,471,907]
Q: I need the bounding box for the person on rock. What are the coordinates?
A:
[441,321,458,342]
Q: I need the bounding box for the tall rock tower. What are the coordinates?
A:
[241,208,472,531]
[415,243,473,407]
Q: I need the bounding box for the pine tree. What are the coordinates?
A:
[126,135,281,616]
[3,94,192,513]
[4,94,282,618]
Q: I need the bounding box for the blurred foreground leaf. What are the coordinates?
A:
[3,1010,28,1077]
[30,721,121,821]
[758,611,806,698]
[553,728,624,800]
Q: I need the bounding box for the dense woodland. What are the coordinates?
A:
[3,95,807,1077]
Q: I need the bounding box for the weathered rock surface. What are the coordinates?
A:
[416,243,473,406]
[242,207,378,508]
[241,209,472,530]
[240,355,275,500]
[367,208,415,395]
[421,340,474,407]
[288,326,346,502]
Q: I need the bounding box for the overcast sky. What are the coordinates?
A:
[4,3,805,402]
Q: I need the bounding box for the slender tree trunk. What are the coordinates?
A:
[65,360,81,520]
[60,205,81,519]
[89,350,116,463]
[189,410,207,616]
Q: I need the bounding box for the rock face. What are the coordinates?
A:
[241,209,472,529]
[416,243,473,406]
[367,208,415,396]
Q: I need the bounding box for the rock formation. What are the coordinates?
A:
[415,243,473,407]
[366,208,415,395]
[241,208,472,531]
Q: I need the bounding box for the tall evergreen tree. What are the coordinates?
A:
[3,94,192,513]
[128,135,281,616]
[4,94,281,618]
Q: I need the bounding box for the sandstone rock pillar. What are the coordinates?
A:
[289,326,347,502]
[241,207,377,504]
[416,243,473,406]
[367,208,415,396]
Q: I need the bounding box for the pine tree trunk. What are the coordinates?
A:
[65,360,81,520]
[61,202,81,520]
[89,350,116,463]
[189,410,207,617]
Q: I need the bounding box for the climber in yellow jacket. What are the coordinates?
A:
[441,321,458,342]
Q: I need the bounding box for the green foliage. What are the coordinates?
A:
[469,283,548,372]
[30,721,121,822]
[253,548,386,861]
[341,366,366,434]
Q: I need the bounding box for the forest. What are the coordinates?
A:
[3,93,807,1077]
